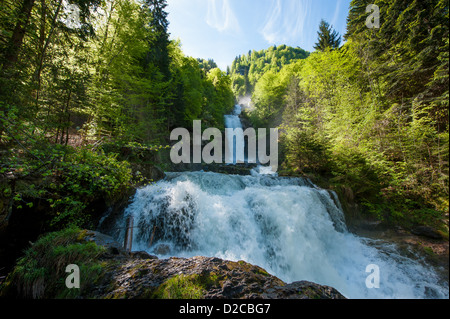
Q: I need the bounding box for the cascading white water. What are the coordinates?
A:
[224,105,246,164]
[112,170,448,299]
[108,107,448,299]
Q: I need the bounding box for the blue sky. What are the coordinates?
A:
[166,0,352,70]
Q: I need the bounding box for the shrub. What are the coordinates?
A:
[1,227,106,299]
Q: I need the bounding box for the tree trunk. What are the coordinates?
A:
[32,0,46,116]
[0,0,35,138]
[2,0,36,71]
[34,0,63,94]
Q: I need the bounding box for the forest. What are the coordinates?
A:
[0,0,448,301]
[229,44,309,97]
[0,0,447,245]
[236,0,449,231]
[0,0,234,230]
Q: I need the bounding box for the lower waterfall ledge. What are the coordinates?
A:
[95,255,347,299]
[0,229,346,299]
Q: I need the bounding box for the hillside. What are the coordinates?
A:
[229,45,309,97]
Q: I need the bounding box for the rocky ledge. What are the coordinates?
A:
[1,229,346,299]
[95,254,345,299]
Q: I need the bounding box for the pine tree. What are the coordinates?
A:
[345,0,368,40]
[314,19,341,51]
[143,0,171,78]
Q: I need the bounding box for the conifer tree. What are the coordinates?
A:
[313,19,341,51]
[143,0,171,78]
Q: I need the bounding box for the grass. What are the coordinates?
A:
[153,274,205,299]
[1,227,106,298]
[152,272,223,299]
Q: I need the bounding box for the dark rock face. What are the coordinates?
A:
[83,231,345,299]
[169,163,257,176]
[262,281,347,299]
[95,255,346,299]
[2,229,346,299]
[410,226,443,240]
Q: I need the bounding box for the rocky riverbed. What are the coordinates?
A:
[0,229,345,299]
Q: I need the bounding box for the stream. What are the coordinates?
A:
[103,105,449,299]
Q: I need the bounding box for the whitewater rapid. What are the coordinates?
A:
[106,104,448,299]
[111,169,448,299]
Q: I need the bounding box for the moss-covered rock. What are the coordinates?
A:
[0,228,108,298]
[1,229,346,299]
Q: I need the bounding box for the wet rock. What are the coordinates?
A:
[2,229,347,299]
[82,230,129,259]
[131,251,158,260]
[262,281,346,299]
[411,226,443,240]
[94,255,346,299]
[152,243,171,255]
[83,231,124,251]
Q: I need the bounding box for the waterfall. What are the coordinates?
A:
[105,107,448,299]
[109,171,448,299]
[224,105,245,164]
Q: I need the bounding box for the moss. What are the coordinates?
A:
[150,271,224,300]
[422,246,435,256]
[253,267,269,276]
[198,271,223,289]
[152,274,205,299]
[76,229,90,242]
[437,229,449,240]
[103,288,129,299]
[128,262,150,279]
[298,287,321,299]
[1,227,107,299]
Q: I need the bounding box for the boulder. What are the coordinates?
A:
[152,243,171,255]
[262,281,346,299]
[95,255,346,299]
[130,251,158,260]
[2,229,347,300]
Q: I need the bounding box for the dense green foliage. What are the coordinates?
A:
[0,0,234,231]
[229,45,309,98]
[246,0,449,230]
[0,0,234,143]
[0,105,137,228]
[1,227,106,298]
[0,0,448,273]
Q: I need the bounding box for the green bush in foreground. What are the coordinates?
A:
[1,228,106,299]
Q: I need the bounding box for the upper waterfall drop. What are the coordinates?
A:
[224,104,245,164]
[222,103,278,172]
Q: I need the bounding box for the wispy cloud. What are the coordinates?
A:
[206,0,241,34]
[331,0,342,28]
[260,0,312,44]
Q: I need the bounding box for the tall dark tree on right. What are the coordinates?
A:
[314,19,341,51]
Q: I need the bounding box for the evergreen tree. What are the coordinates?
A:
[246,0,449,228]
[229,45,309,98]
[142,0,171,79]
[313,19,341,51]
[197,58,218,76]
[0,0,36,73]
